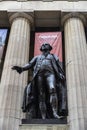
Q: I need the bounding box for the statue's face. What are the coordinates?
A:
[40,43,52,52]
[44,44,50,50]
[41,44,50,51]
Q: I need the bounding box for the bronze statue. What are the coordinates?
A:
[12,43,67,119]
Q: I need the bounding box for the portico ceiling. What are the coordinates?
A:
[0,11,61,28]
[0,10,87,28]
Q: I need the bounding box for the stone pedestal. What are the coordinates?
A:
[19,124,68,130]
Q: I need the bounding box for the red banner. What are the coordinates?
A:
[34,32,62,62]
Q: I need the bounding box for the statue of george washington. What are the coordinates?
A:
[12,43,67,119]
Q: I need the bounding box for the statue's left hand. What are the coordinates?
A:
[11,66,23,74]
[60,74,65,80]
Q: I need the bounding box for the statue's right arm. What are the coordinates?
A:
[12,56,37,74]
[22,56,37,71]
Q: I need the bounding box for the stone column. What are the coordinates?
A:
[63,13,87,130]
[0,12,33,130]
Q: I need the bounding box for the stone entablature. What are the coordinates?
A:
[0,1,87,12]
[0,0,87,1]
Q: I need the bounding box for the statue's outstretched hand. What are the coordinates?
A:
[11,66,23,74]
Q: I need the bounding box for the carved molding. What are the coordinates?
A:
[62,12,86,26]
[17,0,28,1]
[9,12,34,26]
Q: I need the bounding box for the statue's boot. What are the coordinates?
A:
[39,101,46,119]
[52,108,64,119]
[39,93,46,119]
[50,93,63,119]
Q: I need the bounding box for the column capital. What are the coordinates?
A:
[61,12,86,27]
[8,12,34,28]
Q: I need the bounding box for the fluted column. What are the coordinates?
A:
[0,13,33,130]
[63,13,87,130]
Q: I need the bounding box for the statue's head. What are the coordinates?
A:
[40,43,52,52]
